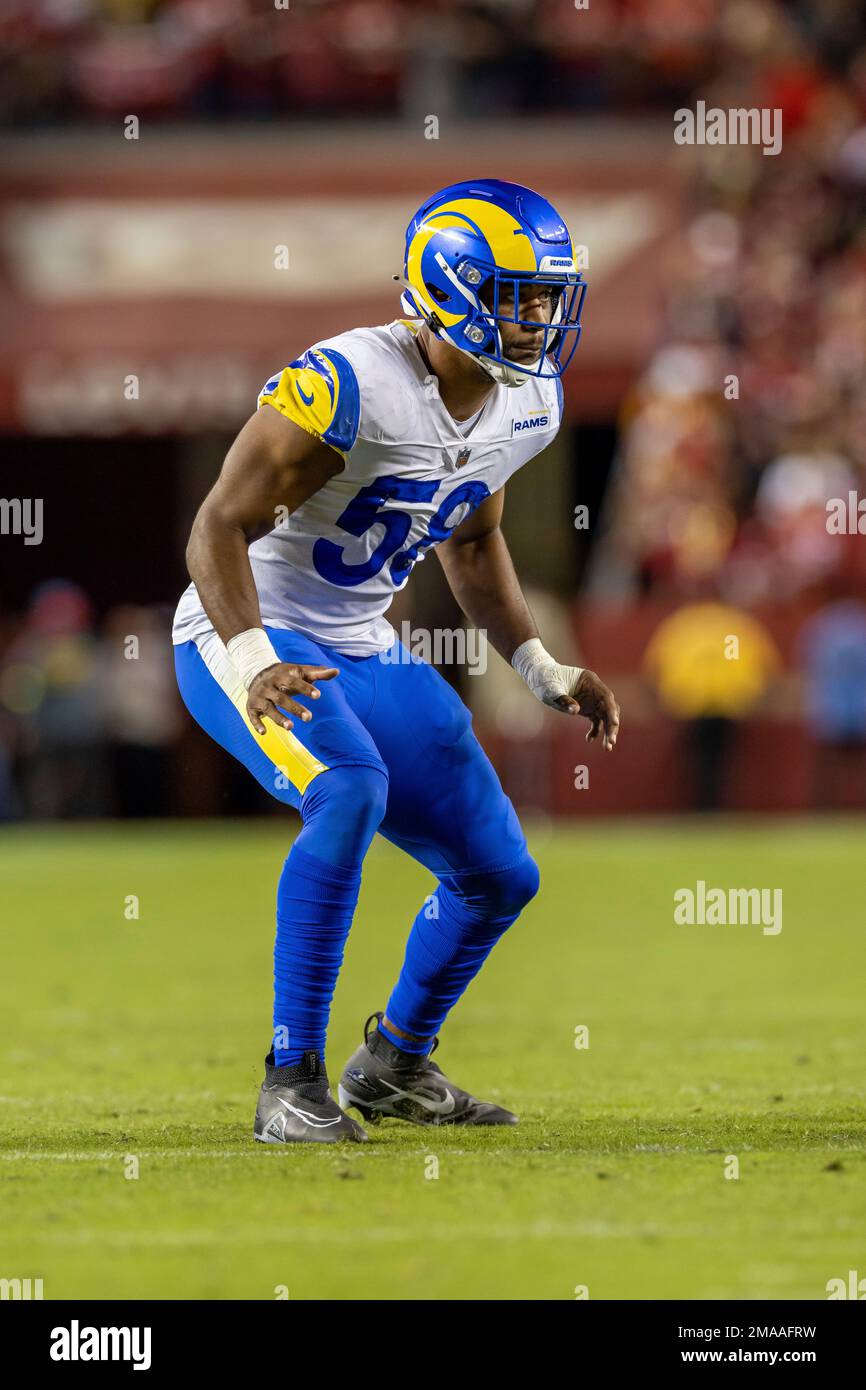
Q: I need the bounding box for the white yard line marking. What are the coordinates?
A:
[0,1148,524,1162]
[0,1150,250,1161]
[0,1222,679,1246]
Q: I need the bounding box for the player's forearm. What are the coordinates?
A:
[185,511,265,647]
[439,527,538,663]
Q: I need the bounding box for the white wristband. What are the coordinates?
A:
[226,628,281,691]
[511,637,584,707]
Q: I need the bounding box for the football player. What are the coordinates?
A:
[173,178,620,1142]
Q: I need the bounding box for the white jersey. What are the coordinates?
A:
[172,320,563,656]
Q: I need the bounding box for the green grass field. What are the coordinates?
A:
[1,818,864,1301]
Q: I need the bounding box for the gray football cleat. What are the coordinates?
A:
[254,1048,368,1144]
[337,1012,518,1126]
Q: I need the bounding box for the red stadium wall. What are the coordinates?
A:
[0,124,683,434]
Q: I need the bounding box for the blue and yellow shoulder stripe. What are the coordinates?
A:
[258,346,361,455]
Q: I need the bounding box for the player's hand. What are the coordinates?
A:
[552,669,620,750]
[246,662,338,735]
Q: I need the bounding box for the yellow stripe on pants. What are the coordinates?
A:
[193,629,330,797]
[229,679,328,797]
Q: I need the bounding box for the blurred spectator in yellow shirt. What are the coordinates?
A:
[643,602,781,811]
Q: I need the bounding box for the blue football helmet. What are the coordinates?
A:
[400,177,586,387]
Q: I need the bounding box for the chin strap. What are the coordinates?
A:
[475,354,531,388]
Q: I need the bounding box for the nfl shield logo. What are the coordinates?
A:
[455,447,472,468]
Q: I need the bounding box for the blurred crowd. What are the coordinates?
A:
[0,581,181,819]
[3,571,866,820]
[590,0,866,608]
[6,0,863,125]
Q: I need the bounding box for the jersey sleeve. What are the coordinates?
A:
[257,345,361,455]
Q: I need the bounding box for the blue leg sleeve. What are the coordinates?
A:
[273,763,388,1066]
[381,850,540,1051]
